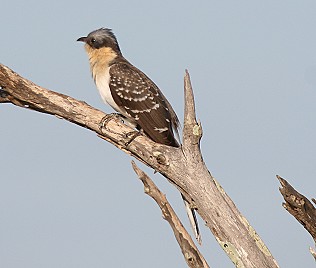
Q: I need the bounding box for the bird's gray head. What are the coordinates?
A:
[77,28,121,54]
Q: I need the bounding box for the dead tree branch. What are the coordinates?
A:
[0,63,280,267]
[131,161,210,268]
[277,175,316,242]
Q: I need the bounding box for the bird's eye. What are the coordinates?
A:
[91,38,96,43]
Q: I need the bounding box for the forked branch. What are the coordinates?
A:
[1,63,280,267]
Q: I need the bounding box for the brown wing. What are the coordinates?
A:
[109,62,180,147]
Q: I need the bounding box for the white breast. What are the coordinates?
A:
[94,67,124,114]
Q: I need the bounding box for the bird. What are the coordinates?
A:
[77,27,201,243]
[77,28,179,147]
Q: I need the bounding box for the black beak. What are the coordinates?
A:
[77,36,87,42]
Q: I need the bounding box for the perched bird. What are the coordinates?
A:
[77,28,179,147]
[77,28,201,243]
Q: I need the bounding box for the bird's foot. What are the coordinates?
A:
[99,113,121,132]
[124,129,144,146]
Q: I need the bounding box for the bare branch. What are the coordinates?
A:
[182,70,202,148]
[1,63,280,267]
[277,175,316,242]
[0,63,177,169]
[131,161,210,268]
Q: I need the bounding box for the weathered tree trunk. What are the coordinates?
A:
[0,63,279,267]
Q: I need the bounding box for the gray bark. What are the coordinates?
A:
[0,64,279,267]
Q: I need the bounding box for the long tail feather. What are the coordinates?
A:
[182,194,201,245]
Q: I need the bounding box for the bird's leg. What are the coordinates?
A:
[99,113,122,133]
[119,117,144,146]
[124,129,144,146]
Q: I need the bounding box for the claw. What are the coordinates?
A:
[99,113,121,132]
[99,114,143,145]
[124,130,142,146]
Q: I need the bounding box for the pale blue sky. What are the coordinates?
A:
[2,1,316,267]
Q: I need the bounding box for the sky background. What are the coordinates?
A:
[1,1,316,267]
